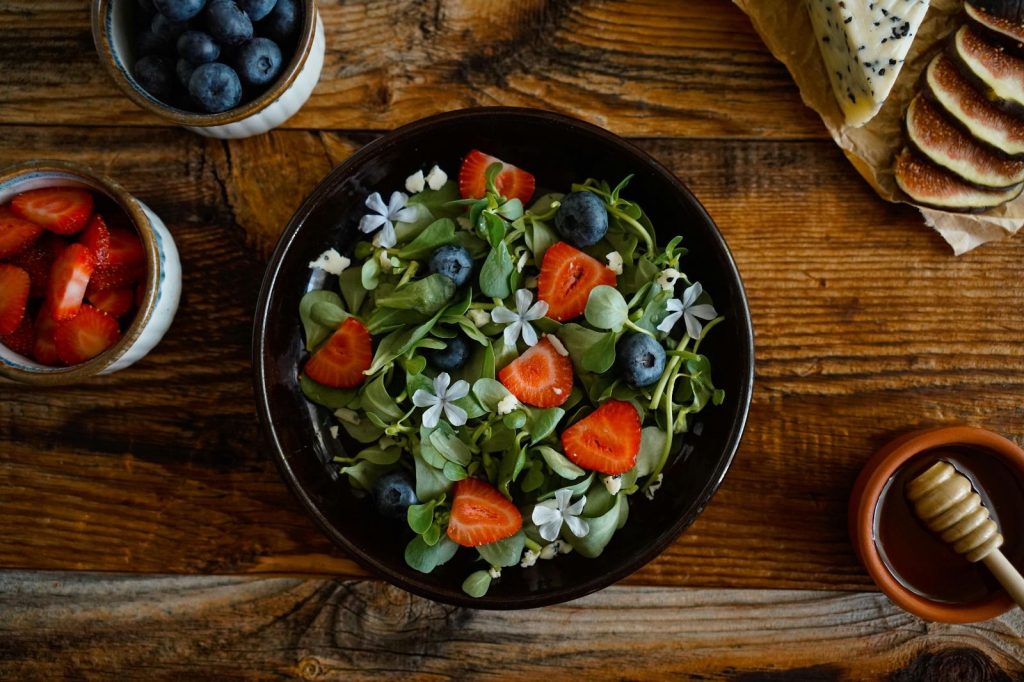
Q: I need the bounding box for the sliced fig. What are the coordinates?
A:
[952,25,1024,113]
[894,147,1023,211]
[906,94,1024,188]
[925,53,1024,157]
[966,2,1024,55]
[968,0,1024,23]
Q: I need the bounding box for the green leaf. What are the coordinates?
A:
[497,198,524,220]
[401,353,427,375]
[310,300,349,329]
[366,307,430,335]
[484,161,504,194]
[522,459,546,492]
[340,414,385,443]
[585,285,629,331]
[375,274,456,314]
[477,530,525,568]
[479,241,514,299]
[419,424,449,468]
[481,423,516,455]
[408,181,461,219]
[300,290,343,351]
[481,211,507,248]
[453,231,489,259]
[422,522,442,546]
[535,445,586,480]
[457,318,491,347]
[397,218,457,260]
[525,218,559,262]
[453,394,487,420]
[430,429,473,466]
[413,449,451,501]
[570,495,625,559]
[339,267,367,315]
[557,324,605,372]
[300,374,357,409]
[407,499,439,534]
[473,378,512,411]
[361,258,380,290]
[493,335,519,371]
[405,535,459,573]
[524,407,564,444]
[462,570,492,598]
[443,461,469,481]
[502,411,527,430]
[539,473,594,501]
[362,375,404,421]
[338,460,387,491]
[355,446,402,466]
[635,427,667,478]
[581,331,618,374]
[582,478,617,517]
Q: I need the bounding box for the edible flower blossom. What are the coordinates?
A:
[657,282,718,339]
[359,191,417,249]
[656,267,682,292]
[491,288,549,347]
[532,489,589,542]
[411,372,470,428]
[644,473,664,501]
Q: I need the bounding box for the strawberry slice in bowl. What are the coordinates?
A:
[537,241,617,322]
[0,206,44,259]
[498,336,573,408]
[459,150,536,205]
[561,399,642,475]
[447,478,523,547]
[11,187,94,235]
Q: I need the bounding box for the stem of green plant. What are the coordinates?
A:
[623,319,655,338]
[609,206,655,254]
[397,260,419,288]
[524,537,543,553]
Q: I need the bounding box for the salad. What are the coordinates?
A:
[299,150,724,598]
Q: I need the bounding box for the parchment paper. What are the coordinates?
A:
[733,0,1024,254]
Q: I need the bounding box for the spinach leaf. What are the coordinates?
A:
[477,530,525,568]
[535,445,586,480]
[299,290,343,350]
[367,307,430,335]
[557,324,605,372]
[375,274,455,314]
[407,498,439,534]
[397,218,456,260]
[309,301,349,328]
[429,429,473,466]
[479,241,514,298]
[497,447,527,497]
[524,407,564,444]
[339,267,367,315]
[354,446,402,466]
[405,535,458,573]
[521,459,546,492]
[525,217,559,262]
[480,211,507,248]
[413,449,451,501]
[442,461,468,481]
[581,331,618,374]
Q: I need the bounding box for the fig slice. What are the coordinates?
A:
[966,2,1024,54]
[952,24,1024,113]
[968,0,1024,23]
[925,53,1024,157]
[894,147,1023,212]
[907,94,1024,188]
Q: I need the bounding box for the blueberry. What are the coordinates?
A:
[137,0,156,12]
[554,191,609,247]
[188,62,242,112]
[428,244,473,287]
[237,0,278,21]
[203,0,254,46]
[258,0,299,43]
[426,335,470,372]
[134,55,175,100]
[617,332,666,388]
[175,58,195,88]
[235,37,282,86]
[177,30,221,63]
[136,29,167,56]
[373,470,418,521]
[151,12,187,45]
[153,0,207,21]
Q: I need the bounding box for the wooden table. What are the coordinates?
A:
[1,1,1023,678]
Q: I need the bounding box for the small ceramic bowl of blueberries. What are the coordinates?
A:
[92,0,325,139]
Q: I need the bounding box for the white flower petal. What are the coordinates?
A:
[688,303,717,321]
[656,311,682,334]
[443,402,468,427]
[684,312,703,340]
[386,191,409,217]
[446,379,470,401]
[665,298,684,313]
[359,213,387,234]
[565,516,590,538]
[514,288,533,314]
[422,402,443,429]
[365,192,387,215]
[564,495,587,517]
[538,519,562,542]
[394,206,419,224]
[411,389,439,408]
[376,222,397,248]
[503,321,522,348]
[491,306,519,324]
[523,300,549,321]
[521,321,538,347]
[682,282,702,308]
[433,372,452,396]
[532,503,562,526]
[554,488,573,510]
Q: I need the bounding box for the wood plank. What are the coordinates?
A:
[1,126,1024,592]
[0,0,824,138]
[1,572,1022,680]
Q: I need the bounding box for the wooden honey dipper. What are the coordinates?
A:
[906,460,1024,609]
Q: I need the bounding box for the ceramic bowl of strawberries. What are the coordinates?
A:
[254,108,754,608]
[0,161,181,384]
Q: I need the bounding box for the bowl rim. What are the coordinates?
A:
[0,160,162,384]
[849,425,1024,623]
[91,0,318,127]
[252,106,755,609]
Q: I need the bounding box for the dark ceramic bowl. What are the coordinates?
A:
[254,107,755,609]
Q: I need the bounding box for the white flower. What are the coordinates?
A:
[606,251,623,275]
[467,308,491,328]
[602,474,622,495]
[545,334,568,357]
[516,250,528,272]
[644,473,664,501]
[405,170,425,194]
[488,566,502,579]
[532,489,589,542]
[426,165,448,190]
[334,407,361,425]
[329,425,339,439]
[520,549,539,568]
[308,248,351,276]
[491,288,549,347]
[496,393,519,416]
[359,191,417,249]
[411,372,470,428]
[539,542,562,560]
[657,282,718,338]
[656,267,682,292]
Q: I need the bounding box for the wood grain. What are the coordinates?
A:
[1,573,1022,680]
[1,126,1023,592]
[0,0,824,138]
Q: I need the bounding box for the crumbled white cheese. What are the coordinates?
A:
[308,248,351,276]
[378,249,392,272]
[520,549,539,568]
[539,542,560,560]
[405,170,425,194]
[426,165,448,191]
[488,566,502,579]
[516,251,529,273]
[602,474,622,495]
[524,275,538,289]
[497,393,519,416]
[546,334,569,357]
[558,541,573,555]
[644,473,664,501]
[468,309,491,328]
[606,251,623,275]
[334,408,361,425]
[657,268,681,292]
[329,425,339,439]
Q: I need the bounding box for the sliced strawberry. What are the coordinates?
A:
[537,241,617,322]
[11,187,93,235]
[88,287,134,318]
[561,399,642,475]
[86,262,145,293]
[303,317,372,388]
[46,243,96,321]
[497,336,573,408]
[0,315,34,357]
[105,226,145,267]
[79,214,111,264]
[54,304,121,365]
[32,306,61,366]
[446,478,523,547]
[458,150,536,204]
[0,265,30,336]
[0,206,43,258]
[9,233,64,298]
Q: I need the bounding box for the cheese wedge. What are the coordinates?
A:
[807,0,931,127]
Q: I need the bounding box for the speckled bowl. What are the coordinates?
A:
[254,108,755,609]
[0,160,181,384]
[92,0,325,139]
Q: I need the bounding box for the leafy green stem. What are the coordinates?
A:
[608,205,655,255]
